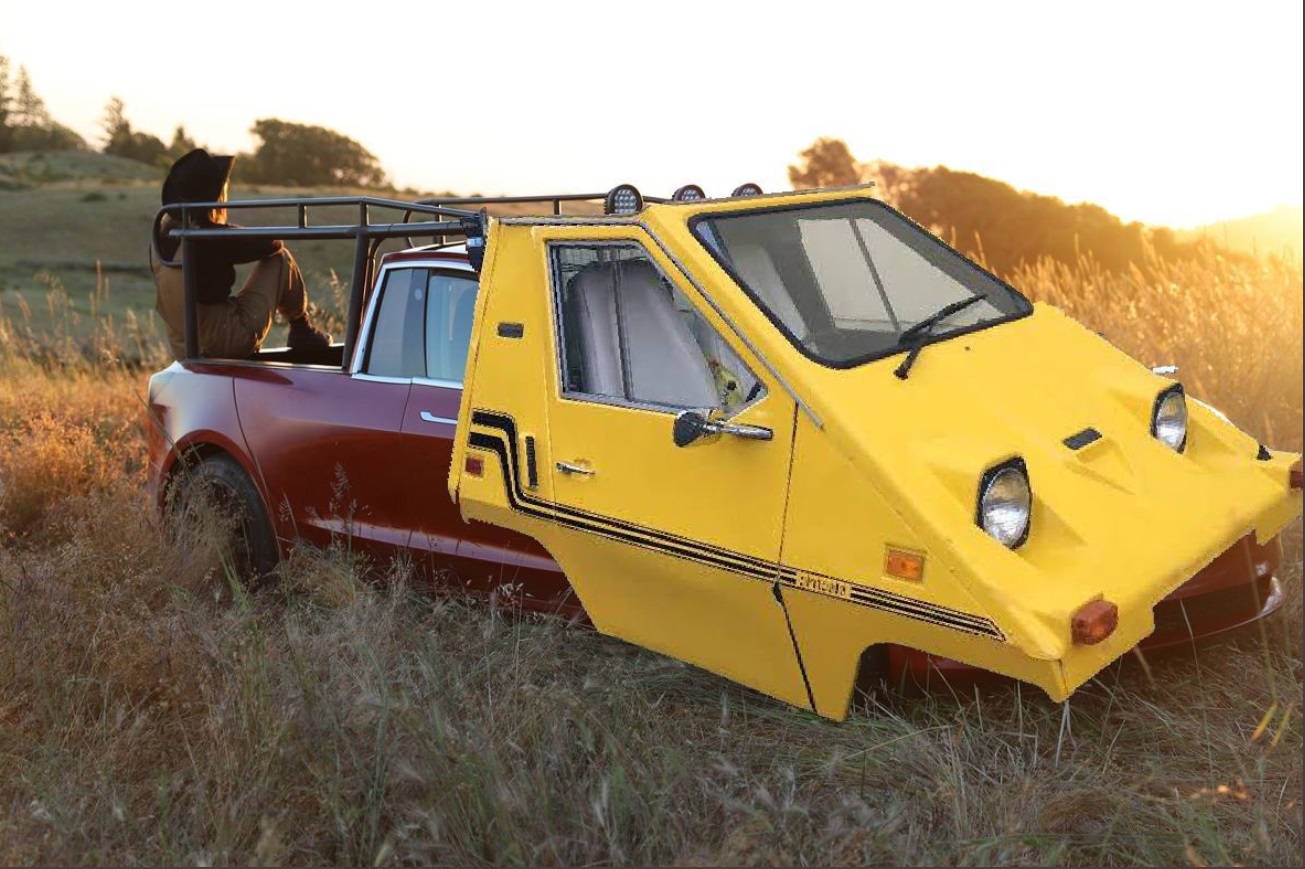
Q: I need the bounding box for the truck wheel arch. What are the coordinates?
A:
[162,447,282,584]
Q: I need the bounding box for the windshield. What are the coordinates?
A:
[692,199,1032,367]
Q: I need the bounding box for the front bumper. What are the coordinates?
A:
[891,533,1288,684]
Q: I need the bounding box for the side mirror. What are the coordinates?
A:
[673,410,713,447]
[673,409,773,448]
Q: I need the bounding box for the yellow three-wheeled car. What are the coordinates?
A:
[448,184,1302,720]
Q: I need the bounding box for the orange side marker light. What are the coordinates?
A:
[1072,599,1118,645]
[885,547,925,581]
[465,455,484,477]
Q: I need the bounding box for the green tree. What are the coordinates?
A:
[0,52,13,152]
[99,96,166,166]
[242,118,386,187]
[787,137,865,189]
[11,65,50,128]
[0,60,84,152]
[166,124,198,161]
[10,120,86,151]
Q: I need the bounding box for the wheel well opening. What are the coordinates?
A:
[850,644,891,709]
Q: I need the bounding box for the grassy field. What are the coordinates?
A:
[0,168,1301,865]
[0,168,591,358]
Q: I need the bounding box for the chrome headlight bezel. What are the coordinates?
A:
[1151,383,1188,453]
[976,458,1032,549]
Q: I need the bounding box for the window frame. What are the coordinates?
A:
[352,259,481,387]
[547,239,767,419]
[418,269,481,388]
[688,196,1035,371]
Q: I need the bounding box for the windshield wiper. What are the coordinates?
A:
[893,294,985,380]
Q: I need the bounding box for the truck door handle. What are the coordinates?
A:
[420,411,457,425]
[556,461,596,476]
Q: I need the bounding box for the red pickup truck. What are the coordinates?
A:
[146,191,1288,697]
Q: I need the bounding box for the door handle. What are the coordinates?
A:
[556,460,596,476]
[420,411,457,425]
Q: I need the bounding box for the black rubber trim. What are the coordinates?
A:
[975,457,1031,549]
[1063,427,1102,450]
[688,197,1034,371]
[467,409,1005,640]
[1150,382,1188,453]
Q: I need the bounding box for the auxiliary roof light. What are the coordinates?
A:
[672,184,706,201]
[604,184,644,215]
[731,182,763,197]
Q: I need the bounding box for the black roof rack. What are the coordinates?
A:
[155,196,484,363]
[153,184,767,364]
[414,191,671,215]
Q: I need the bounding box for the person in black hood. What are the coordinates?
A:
[151,148,330,359]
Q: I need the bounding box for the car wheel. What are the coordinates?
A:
[166,453,279,587]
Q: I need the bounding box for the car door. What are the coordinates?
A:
[399,266,563,601]
[451,223,812,710]
[234,264,427,557]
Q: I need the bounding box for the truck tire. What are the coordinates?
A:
[167,453,279,587]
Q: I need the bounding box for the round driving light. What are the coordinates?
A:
[977,461,1031,548]
[731,182,763,197]
[1151,385,1188,452]
[604,184,644,215]
[672,183,706,201]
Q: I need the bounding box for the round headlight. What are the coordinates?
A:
[1152,386,1187,452]
[978,463,1031,548]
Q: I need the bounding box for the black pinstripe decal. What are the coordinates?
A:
[467,410,1005,641]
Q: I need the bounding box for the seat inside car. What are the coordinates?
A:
[566,259,719,409]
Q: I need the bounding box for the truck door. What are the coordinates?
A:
[400,266,563,603]
[451,224,811,710]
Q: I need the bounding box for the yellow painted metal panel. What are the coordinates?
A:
[451,190,1303,720]
[455,221,812,709]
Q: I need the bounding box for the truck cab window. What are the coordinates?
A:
[551,244,763,413]
[423,272,479,383]
[365,268,427,377]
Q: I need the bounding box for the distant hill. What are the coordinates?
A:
[0,150,161,190]
[1180,205,1303,260]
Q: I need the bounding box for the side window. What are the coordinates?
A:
[551,243,764,412]
[365,268,427,377]
[423,272,479,383]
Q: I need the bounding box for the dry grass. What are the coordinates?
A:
[0,237,1300,865]
[1010,246,1303,452]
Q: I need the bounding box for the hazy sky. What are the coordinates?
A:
[3,0,1301,227]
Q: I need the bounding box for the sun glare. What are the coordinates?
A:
[1,0,1300,228]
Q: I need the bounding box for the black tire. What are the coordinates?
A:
[166,453,279,587]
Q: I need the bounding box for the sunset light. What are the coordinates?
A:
[0,2,1301,865]
[3,0,1301,228]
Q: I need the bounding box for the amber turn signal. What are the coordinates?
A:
[1291,459,1303,490]
[884,547,925,581]
[1071,599,1118,645]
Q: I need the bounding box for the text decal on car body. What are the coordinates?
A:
[794,572,852,599]
[466,410,1006,641]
